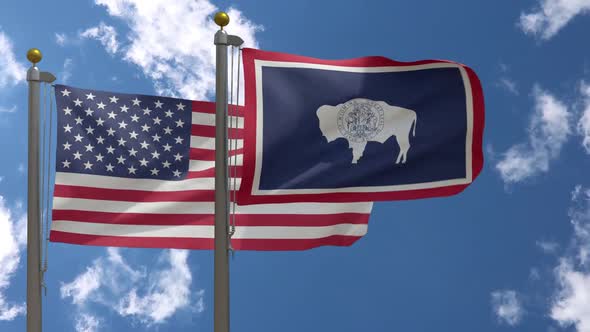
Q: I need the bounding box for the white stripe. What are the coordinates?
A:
[51,221,367,239]
[55,172,241,191]
[255,59,463,73]
[189,155,243,172]
[52,197,373,214]
[190,136,243,150]
[234,223,368,239]
[192,113,243,128]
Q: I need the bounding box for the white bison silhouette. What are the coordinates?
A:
[317,98,417,164]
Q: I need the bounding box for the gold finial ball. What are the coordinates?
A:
[27,48,43,64]
[214,11,230,28]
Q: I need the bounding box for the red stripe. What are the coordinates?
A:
[232,236,362,251]
[54,184,215,202]
[187,166,243,178]
[241,47,469,68]
[192,101,215,113]
[51,210,369,226]
[466,66,485,185]
[192,101,244,116]
[50,231,362,250]
[52,210,213,225]
[191,125,244,138]
[51,231,214,249]
[190,147,243,161]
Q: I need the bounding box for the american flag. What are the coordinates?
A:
[50,85,373,250]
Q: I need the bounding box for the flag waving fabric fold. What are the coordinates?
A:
[50,85,373,250]
[237,48,485,205]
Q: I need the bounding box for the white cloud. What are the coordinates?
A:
[537,240,560,254]
[568,187,590,266]
[116,249,195,324]
[0,29,27,125]
[549,186,590,331]
[0,106,16,113]
[519,0,590,40]
[573,185,584,200]
[0,196,26,321]
[61,248,200,328]
[17,163,25,174]
[75,313,100,332]
[60,58,74,84]
[491,290,524,326]
[80,22,119,55]
[499,62,510,73]
[93,0,262,100]
[577,82,590,153]
[551,260,590,331]
[0,29,26,88]
[61,247,144,306]
[60,262,103,306]
[496,86,571,183]
[498,78,519,95]
[55,33,68,46]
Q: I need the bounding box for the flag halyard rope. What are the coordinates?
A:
[227,46,242,257]
[40,83,54,296]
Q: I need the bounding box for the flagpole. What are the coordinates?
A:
[213,11,231,332]
[213,12,243,332]
[25,49,55,332]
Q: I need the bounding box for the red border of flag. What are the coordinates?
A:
[238,48,485,204]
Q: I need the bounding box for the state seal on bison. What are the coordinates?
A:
[317,98,417,164]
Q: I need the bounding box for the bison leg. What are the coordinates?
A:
[396,135,410,164]
[350,142,366,164]
[396,151,403,164]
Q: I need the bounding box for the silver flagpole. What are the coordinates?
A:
[213,12,243,332]
[25,48,55,332]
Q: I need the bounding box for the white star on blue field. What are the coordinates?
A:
[54,85,192,180]
[1,1,590,331]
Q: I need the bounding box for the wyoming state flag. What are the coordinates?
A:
[237,48,484,204]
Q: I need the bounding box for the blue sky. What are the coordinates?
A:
[1,0,590,331]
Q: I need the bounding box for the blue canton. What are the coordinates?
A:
[54,85,192,180]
